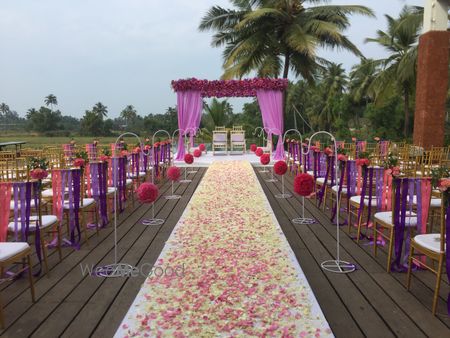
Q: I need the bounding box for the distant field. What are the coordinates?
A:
[0,135,143,149]
[0,134,263,150]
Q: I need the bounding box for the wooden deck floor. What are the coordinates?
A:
[0,168,206,338]
[1,164,449,337]
[255,168,450,338]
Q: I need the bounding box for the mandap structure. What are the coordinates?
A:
[171,78,288,160]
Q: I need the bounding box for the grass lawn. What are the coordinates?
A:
[0,133,169,149]
[0,133,264,150]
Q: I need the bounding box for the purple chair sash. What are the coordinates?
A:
[12,181,42,271]
[318,156,335,207]
[54,170,81,248]
[392,178,430,271]
[112,157,127,212]
[331,161,346,222]
[356,167,384,237]
[90,162,108,227]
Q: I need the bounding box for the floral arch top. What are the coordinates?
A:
[171,78,288,97]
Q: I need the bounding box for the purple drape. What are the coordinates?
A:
[256,89,284,160]
[175,90,202,160]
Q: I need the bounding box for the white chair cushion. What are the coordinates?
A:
[331,185,348,194]
[317,177,339,186]
[126,179,133,185]
[10,199,37,211]
[8,215,58,231]
[307,170,314,176]
[316,177,325,185]
[42,187,70,198]
[350,195,377,207]
[63,198,96,209]
[107,187,117,194]
[411,196,441,208]
[374,211,417,227]
[414,234,445,253]
[0,242,30,261]
[42,188,53,198]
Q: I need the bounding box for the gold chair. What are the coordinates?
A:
[406,193,446,315]
[373,177,431,272]
[0,242,35,328]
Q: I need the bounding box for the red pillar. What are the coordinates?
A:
[413,30,450,149]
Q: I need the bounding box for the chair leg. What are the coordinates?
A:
[386,228,394,273]
[27,255,36,302]
[373,221,378,257]
[432,257,444,316]
[322,187,327,212]
[40,235,49,276]
[81,211,89,247]
[356,207,365,244]
[406,245,414,291]
[347,204,352,234]
[0,290,4,330]
[95,206,99,236]
[56,226,63,262]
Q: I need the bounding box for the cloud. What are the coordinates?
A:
[0,0,424,118]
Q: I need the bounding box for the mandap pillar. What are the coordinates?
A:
[413,0,449,149]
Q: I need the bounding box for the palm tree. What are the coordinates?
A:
[92,102,108,119]
[44,94,58,112]
[349,58,379,103]
[26,108,37,118]
[120,105,137,126]
[365,6,421,137]
[204,98,233,127]
[316,63,347,130]
[199,0,374,80]
[0,103,10,116]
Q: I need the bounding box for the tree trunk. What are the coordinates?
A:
[282,52,290,79]
[282,52,290,124]
[403,87,410,138]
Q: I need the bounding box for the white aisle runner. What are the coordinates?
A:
[115,161,333,337]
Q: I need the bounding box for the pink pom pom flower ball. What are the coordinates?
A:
[260,153,270,165]
[137,183,159,203]
[274,160,288,175]
[193,149,202,158]
[184,153,194,164]
[167,166,181,181]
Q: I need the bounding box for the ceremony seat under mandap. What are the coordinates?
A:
[212,126,228,155]
[230,126,246,154]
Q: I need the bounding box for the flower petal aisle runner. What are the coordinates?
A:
[116,161,332,337]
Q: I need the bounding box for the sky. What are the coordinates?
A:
[0,0,423,119]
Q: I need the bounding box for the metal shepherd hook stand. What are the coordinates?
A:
[283,129,315,225]
[304,131,355,273]
[270,128,291,198]
[186,127,202,174]
[253,127,270,174]
[96,132,144,277]
[172,128,190,183]
[138,130,168,226]
[153,130,181,200]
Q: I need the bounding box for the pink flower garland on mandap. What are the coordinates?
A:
[171,78,289,97]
